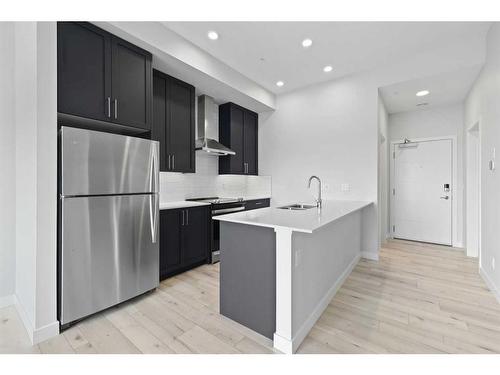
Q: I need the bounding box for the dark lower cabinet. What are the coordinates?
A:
[152,70,195,173]
[160,209,183,277]
[159,206,210,280]
[244,198,270,211]
[182,207,210,264]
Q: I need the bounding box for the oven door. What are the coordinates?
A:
[211,203,246,263]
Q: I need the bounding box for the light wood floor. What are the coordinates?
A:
[2,239,500,354]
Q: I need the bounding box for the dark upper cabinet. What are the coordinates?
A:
[152,70,195,173]
[159,206,210,280]
[152,74,167,171]
[111,37,152,130]
[243,110,258,175]
[57,22,152,132]
[57,22,111,122]
[219,103,258,175]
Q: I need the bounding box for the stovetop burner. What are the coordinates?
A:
[187,197,244,204]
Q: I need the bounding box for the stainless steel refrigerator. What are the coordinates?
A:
[59,126,159,327]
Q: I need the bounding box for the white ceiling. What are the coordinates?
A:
[162,22,491,94]
[379,66,482,114]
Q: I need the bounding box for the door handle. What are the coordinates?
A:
[181,210,185,226]
[106,97,111,118]
[114,99,118,119]
[440,196,449,200]
[168,154,171,170]
[172,154,175,170]
[186,209,189,225]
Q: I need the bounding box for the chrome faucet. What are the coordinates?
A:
[307,175,322,209]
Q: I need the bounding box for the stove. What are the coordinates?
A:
[186,197,246,263]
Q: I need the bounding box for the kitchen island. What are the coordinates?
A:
[214,200,373,353]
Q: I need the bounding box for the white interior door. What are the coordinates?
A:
[392,139,452,245]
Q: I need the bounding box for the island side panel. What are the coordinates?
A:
[291,210,362,347]
[219,221,276,339]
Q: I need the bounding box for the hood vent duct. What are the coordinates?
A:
[195,95,235,156]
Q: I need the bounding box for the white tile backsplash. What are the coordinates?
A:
[160,152,272,202]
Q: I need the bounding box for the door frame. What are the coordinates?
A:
[466,120,481,258]
[389,135,458,247]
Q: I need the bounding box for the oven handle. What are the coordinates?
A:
[212,206,246,215]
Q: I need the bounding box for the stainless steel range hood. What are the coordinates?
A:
[195,95,235,156]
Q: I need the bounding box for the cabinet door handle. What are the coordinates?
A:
[168,154,171,170]
[172,154,175,170]
[181,210,185,226]
[106,97,111,118]
[114,99,118,119]
[186,209,189,225]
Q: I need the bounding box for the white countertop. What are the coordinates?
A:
[160,201,211,210]
[213,200,373,233]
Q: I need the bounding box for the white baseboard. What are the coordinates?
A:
[361,251,379,261]
[0,294,15,309]
[13,295,59,345]
[288,253,361,353]
[14,295,34,343]
[273,332,293,354]
[33,320,59,344]
[479,267,500,304]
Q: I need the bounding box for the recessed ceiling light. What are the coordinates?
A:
[302,38,313,48]
[323,65,333,73]
[276,81,284,87]
[416,90,430,97]
[207,31,219,40]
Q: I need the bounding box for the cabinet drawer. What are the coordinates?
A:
[244,198,270,211]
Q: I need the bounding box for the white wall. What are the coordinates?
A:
[464,23,500,301]
[14,22,58,343]
[378,97,389,244]
[0,22,16,305]
[388,104,465,247]
[15,22,38,329]
[259,34,485,258]
[259,74,379,255]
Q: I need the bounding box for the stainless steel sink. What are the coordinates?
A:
[277,204,317,210]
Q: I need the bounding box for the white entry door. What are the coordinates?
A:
[392,139,452,245]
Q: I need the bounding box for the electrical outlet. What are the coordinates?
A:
[492,257,496,271]
[341,183,350,192]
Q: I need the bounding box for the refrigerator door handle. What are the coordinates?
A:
[153,143,159,193]
[149,194,159,243]
[149,143,159,193]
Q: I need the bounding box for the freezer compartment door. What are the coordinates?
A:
[60,194,159,325]
[61,126,159,196]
